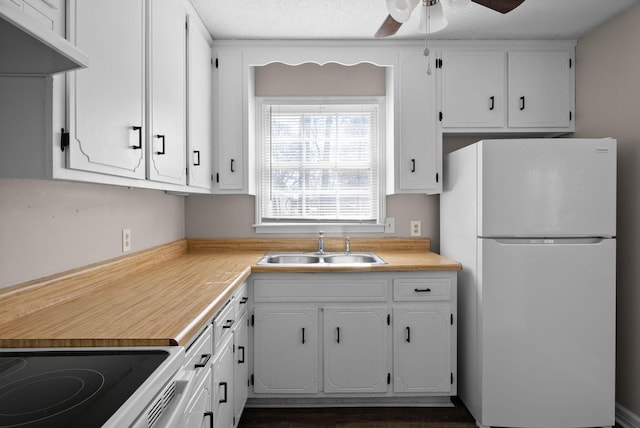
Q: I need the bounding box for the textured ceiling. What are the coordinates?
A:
[190,0,639,41]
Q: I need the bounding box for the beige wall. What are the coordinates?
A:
[0,180,185,289]
[185,193,440,248]
[574,2,640,415]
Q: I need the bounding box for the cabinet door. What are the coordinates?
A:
[187,14,213,190]
[67,0,145,179]
[323,307,388,393]
[398,51,441,194]
[232,312,248,426]
[148,0,187,185]
[508,50,573,128]
[213,336,234,428]
[216,50,244,191]
[393,306,451,393]
[183,370,212,428]
[440,51,505,128]
[253,307,319,394]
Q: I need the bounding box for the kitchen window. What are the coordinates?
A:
[255,97,386,233]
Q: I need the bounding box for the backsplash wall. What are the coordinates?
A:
[0,179,185,289]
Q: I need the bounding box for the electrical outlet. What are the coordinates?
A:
[122,228,131,253]
[384,217,395,234]
[410,220,421,237]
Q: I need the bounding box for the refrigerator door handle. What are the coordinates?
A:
[491,237,606,245]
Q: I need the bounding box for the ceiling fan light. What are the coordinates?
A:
[418,2,448,33]
[386,0,420,23]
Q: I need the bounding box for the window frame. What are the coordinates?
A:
[254,96,387,234]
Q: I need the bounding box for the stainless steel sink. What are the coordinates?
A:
[322,254,380,264]
[257,252,386,266]
[261,254,321,264]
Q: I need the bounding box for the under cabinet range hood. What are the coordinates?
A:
[0,3,88,75]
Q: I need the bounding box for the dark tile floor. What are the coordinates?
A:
[238,399,622,428]
[238,398,477,428]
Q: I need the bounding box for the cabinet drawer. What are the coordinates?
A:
[393,278,451,301]
[253,278,388,302]
[183,325,213,396]
[233,282,249,317]
[213,302,235,353]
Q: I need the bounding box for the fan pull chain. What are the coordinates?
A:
[424,0,432,75]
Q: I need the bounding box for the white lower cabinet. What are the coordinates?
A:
[232,311,249,427]
[393,306,451,393]
[183,369,212,428]
[253,307,319,394]
[249,272,457,404]
[213,333,234,427]
[323,307,388,393]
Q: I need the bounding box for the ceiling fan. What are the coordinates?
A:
[375,0,526,38]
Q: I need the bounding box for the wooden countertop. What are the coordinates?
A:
[0,238,460,348]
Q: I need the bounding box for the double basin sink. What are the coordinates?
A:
[257,252,387,266]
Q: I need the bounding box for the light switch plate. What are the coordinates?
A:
[384,217,395,234]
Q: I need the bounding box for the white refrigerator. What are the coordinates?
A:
[440,138,616,428]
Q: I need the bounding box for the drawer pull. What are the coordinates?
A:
[239,297,248,304]
[301,327,306,344]
[204,411,213,428]
[336,327,340,344]
[219,381,228,403]
[238,346,245,364]
[222,319,234,329]
[414,288,432,293]
[406,326,411,343]
[195,353,211,368]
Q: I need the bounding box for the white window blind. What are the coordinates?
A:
[257,98,383,224]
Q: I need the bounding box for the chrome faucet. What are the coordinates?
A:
[318,231,325,254]
[345,237,351,254]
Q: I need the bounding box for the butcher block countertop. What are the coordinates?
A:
[0,238,460,349]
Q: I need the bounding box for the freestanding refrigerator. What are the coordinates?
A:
[440,138,616,428]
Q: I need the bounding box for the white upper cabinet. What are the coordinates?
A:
[214,49,245,192]
[186,13,213,190]
[439,51,506,129]
[397,50,441,194]
[66,0,193,187]
[437,44,575,134]
[508,50,574,128]
[148,0,187,185]
[66,0,146,179]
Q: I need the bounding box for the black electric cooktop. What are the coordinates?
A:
[0,350,168,428]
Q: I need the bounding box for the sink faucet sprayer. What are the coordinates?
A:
[345,237,351,254]
[318,231,324,254]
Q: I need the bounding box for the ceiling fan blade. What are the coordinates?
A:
[375,14,403,38]
[471,0,526,14]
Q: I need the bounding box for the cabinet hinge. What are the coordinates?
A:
[60,128,69,152]
[569,111,573,121]
[215,58,219,68]
[436,173,439,183]
[451,372,454,384]
[569,58,573,68]
[439,111,443,122]
[387,373,391,385]
[450,314,454,325]
[387,314,390,325]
